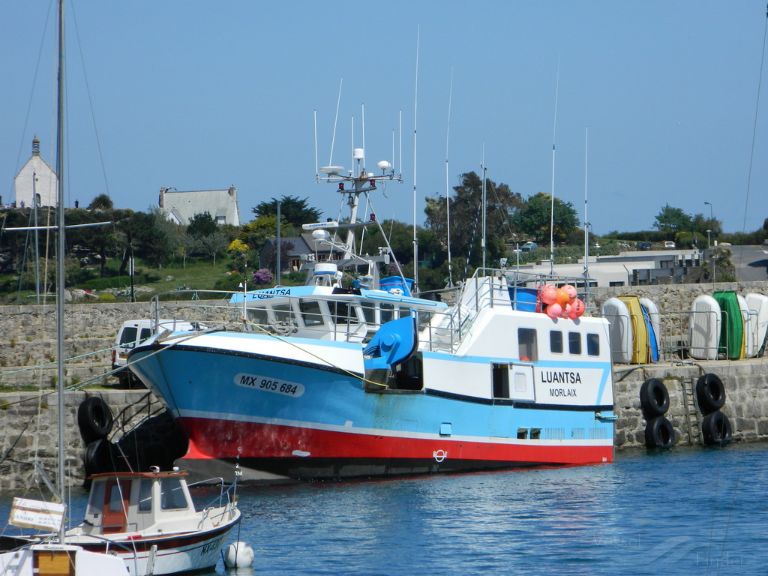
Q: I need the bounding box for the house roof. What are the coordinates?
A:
[159,187,240,226]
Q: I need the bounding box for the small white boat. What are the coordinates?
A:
[688,294,721,360]
[6,468,241,576]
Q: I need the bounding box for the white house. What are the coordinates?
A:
[14,137,58,208]
[158,186,241,227]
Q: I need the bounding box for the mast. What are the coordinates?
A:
[55,0,67,544]
[412,26,420,294]
[445,69,454,287]
[32,172,40,304]
[583,128,590,308]
[481,146,487,272]
[549,60,560,275]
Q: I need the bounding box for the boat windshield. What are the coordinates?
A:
[87,480,105,516]
[160,478,188,510]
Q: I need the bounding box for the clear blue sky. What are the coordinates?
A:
[1,0,766,235]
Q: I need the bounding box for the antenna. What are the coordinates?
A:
[445,67,454,287]
[313,109,319,180]
[329,78,343,167]
[549,58,560,275]
[361,103,366,158]
[412,26,420,293]
[399,109,403,180]
[482,144,487,272]
[351,115,355,173]
[584,128,590,308]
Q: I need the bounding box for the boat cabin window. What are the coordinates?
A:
[550,331,563,354]
[331,301,359,327]
[380,303,395,324]
[108,483,126,512]
[518,328,538,362]
[246,307,269,326]
[398,307,413,319]
[87,480,105,516]
[299,299,324,327]
[160,478,188,510]
[568,332,582,355]
[587,333,600,356]
[138,479,153,512]
[360,302,376,325]
[272,303,294,324]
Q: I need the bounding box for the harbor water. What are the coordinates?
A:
[2,443,766,575]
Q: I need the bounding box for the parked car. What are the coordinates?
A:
[664,240,676,249]
[112,319,205,387]
[637,241,652,250]
[520,241,538,252]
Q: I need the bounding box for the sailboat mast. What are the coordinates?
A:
[55,0,67,544]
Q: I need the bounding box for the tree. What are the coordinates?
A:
[192,231,229,265]
[654,204,692,233]
[88,194,113,211]
[187,212,218,239]
[120,209,173,268]
[252,195,322,227]
[511,192,579,245]
[425,171,525,272]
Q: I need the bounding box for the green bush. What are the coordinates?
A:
[98,293,117,303]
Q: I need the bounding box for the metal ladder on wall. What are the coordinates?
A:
[680,377,702,445]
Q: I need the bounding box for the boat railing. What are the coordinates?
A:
[186,476,236,511]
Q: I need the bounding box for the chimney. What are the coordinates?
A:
[228,185,236,197]
[159,187,166,208]
[32,136,40,156]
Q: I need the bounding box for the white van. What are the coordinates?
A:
[112,319,205,387]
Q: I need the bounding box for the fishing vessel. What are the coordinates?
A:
[128,144,617,480]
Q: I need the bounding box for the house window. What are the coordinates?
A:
[568,332,582,355]
[550,331,563,353]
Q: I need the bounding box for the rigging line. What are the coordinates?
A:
[71,0,111,197]
[329,78,343,167]
[11,0,55,193]
[741,4,768,237]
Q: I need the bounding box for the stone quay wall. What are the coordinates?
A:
[0,390,154,492]
[0,298,237,389]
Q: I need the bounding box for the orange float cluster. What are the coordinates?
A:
[538,284,585,320]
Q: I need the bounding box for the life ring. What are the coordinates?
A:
[696,373,726,415]
[701,411,733,446]
[77,396,114,443]
[639,378,670,417]
[644,415,676,449]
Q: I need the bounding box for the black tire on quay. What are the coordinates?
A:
[77,396,114,443]
[696,373,726,415]
[701,411,733,446]
[644,416,676,449]
[639,378,670,417]
[82,438,117,479]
